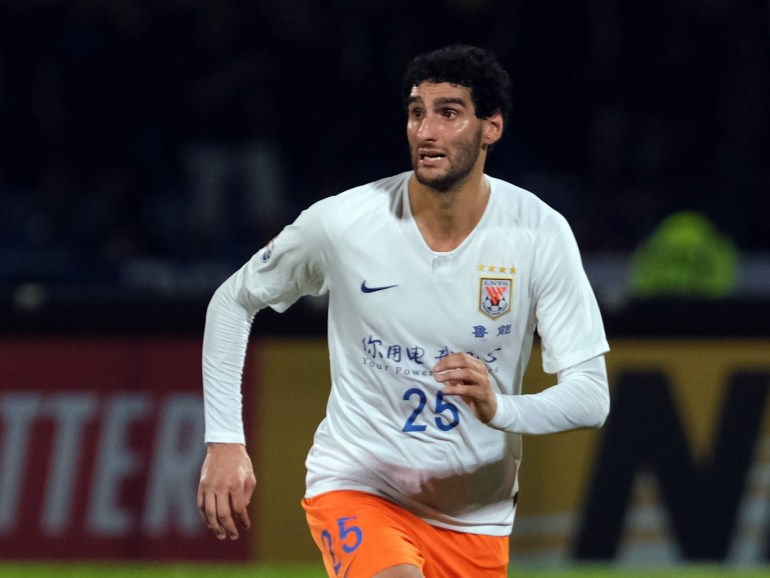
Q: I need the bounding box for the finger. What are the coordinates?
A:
[216,492,240,540]
[235,507,251,532]
[434,354,488,376]
[205,491,226,539]
[433,353,471,372]
[441,382,485,399]
[206,492,232,540]
[197,483,207,524]
[230,488,251,531]
[435,367,481,385]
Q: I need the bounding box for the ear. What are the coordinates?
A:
[482,111,504,146]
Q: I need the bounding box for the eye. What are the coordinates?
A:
[409,107,424,119]
[441,108,459,119]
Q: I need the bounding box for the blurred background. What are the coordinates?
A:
[1,0,768,318]
[1,0,770,571]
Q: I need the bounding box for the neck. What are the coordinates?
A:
[408,170,490,252]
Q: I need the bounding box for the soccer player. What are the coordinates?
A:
[198,45,610,578]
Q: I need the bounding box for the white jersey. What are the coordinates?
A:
[202,171,610,536]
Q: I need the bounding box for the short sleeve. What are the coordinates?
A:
[237,200,332,314]
[532,214,609,373]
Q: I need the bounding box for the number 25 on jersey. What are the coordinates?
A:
[402,388,460,432]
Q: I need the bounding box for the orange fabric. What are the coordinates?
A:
[303,490,508,578]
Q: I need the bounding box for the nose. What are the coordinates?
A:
[415,113,439,142]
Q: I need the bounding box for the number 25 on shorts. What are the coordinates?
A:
[321,516,363,575]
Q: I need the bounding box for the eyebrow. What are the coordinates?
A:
[434,97,468,108]
[407,96,469,108]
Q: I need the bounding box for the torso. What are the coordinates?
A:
[303,172,543,535]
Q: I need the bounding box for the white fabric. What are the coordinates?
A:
[488,354,609,433]
[202,171,610,535]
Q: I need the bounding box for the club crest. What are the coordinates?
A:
[479,277,512,319]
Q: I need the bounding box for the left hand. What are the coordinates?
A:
[434,352,497,424]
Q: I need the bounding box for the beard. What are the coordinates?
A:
[412,127,484,192]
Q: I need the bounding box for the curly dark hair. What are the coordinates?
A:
[402,45,513,125]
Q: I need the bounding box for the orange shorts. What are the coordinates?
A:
[302,490,509,578]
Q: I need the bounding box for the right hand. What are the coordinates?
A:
[197,442,257,540]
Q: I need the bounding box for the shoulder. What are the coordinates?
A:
[487,175,571,235]
[326,172,407,208]
[305,172,409,229]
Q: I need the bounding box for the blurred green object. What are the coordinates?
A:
[629,211,738,298]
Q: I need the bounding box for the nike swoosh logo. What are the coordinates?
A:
[360,281,399,293]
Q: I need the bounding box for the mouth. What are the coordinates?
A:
[418,150,446,163]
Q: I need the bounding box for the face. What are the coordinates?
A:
[406,81,492,192]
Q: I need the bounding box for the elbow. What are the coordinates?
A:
[592,385,611,428]
[586,355,610,428]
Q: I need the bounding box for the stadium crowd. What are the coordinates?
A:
[0,0,768,295]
